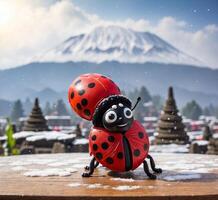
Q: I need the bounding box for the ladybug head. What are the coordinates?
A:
[103,102,133,132]
[93,95,141,132]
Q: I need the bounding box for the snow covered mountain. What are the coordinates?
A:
[39,25,201,66]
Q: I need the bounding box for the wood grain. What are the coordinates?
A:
[0,153,217,200]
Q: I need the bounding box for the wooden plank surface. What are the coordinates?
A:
[0,153,217,200]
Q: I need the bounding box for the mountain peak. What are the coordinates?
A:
[38,25,201,66]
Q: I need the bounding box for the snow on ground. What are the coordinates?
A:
[0,131,76,142]
[192,140,209,146]
[0,153,217,190]
[73,138,89,145]
[149,144,189,153]
[163,173,201,181]
[24,168,77,177]
[112,185,142,191]
[87,183,109,189]
[11,166,27,171]
[26,131,76,142]
[110,178,135,182]
[68,183,84,187]
[68,182,154,191]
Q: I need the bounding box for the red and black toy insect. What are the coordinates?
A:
[68,73,162,179]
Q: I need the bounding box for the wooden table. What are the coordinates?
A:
[0,153,217,200]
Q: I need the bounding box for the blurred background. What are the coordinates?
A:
[0,0,218,156]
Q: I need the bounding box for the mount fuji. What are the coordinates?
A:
[38,26,201,66]
[1,26,218,116]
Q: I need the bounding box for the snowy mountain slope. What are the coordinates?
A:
[38,26,201,66]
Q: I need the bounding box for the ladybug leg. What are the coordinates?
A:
[143,160,157,180]
[94,160,99,168]
[82,157,96,177]
[84,160,99,171]
[147,154,162,173]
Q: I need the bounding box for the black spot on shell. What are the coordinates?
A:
[84,109,91,116]
[93,144,98,151]
[144,144,148,151]
[88,82,95,88]
[138,132,144,139]
[96,152,102,160]
[78,89,85,96]
[117,152,123,159]
[91,135,96,141]
[75,79,81,85]
[70,92,74,99]
[134,149,140,157]
[76,103,82,110]
[101,142,109,150]
[108,135,115,142]
[101,75,107,78]
[106,157,113,164]
[81,98,88,106]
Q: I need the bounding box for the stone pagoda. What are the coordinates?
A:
[23,98,49,131]
[155,87,189,144]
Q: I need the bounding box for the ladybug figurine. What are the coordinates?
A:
[68,73,162,179]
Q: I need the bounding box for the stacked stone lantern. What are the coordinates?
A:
[23,98,49,131]
[155,87,189,144]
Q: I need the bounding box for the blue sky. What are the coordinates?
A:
[72,0,218,29]
[0,0,217,69]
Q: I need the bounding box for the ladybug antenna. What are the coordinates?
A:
[131,97,141,111]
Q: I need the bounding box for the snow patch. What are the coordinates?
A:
[23,168,77,177]
[163,173,201,181]
[110,178,135,182]
[73,138,89,145]
[11,166,27,171]
[87,183,109,189]
[48,160,79,166]
[192,140,209,146]
[72,163,86,168]
[150,144,189,153]
[112,185,141,191]
[68,183,84,187]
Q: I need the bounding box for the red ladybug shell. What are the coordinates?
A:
[68,73,121,120]
[89,120,149,172]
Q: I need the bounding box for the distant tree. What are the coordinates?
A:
[182,100,202,120]
[136,86,152,117]
[10,100,24,122]
[152,95,164,111]
[56,99,69,116]
[121,90,126,96]
[216,107,218,118]
[128,88,139,100]
[203,106,211,116]
[139,86,152,103]
[44,102,52,115]
[23,98,33,115]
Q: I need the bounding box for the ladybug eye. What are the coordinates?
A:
[124,108,132,119]
[105,111,117,123]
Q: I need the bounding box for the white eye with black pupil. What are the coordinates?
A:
[105,111,117,123]
[124,108,132,119]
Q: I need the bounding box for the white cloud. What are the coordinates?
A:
[0,0,217,69]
